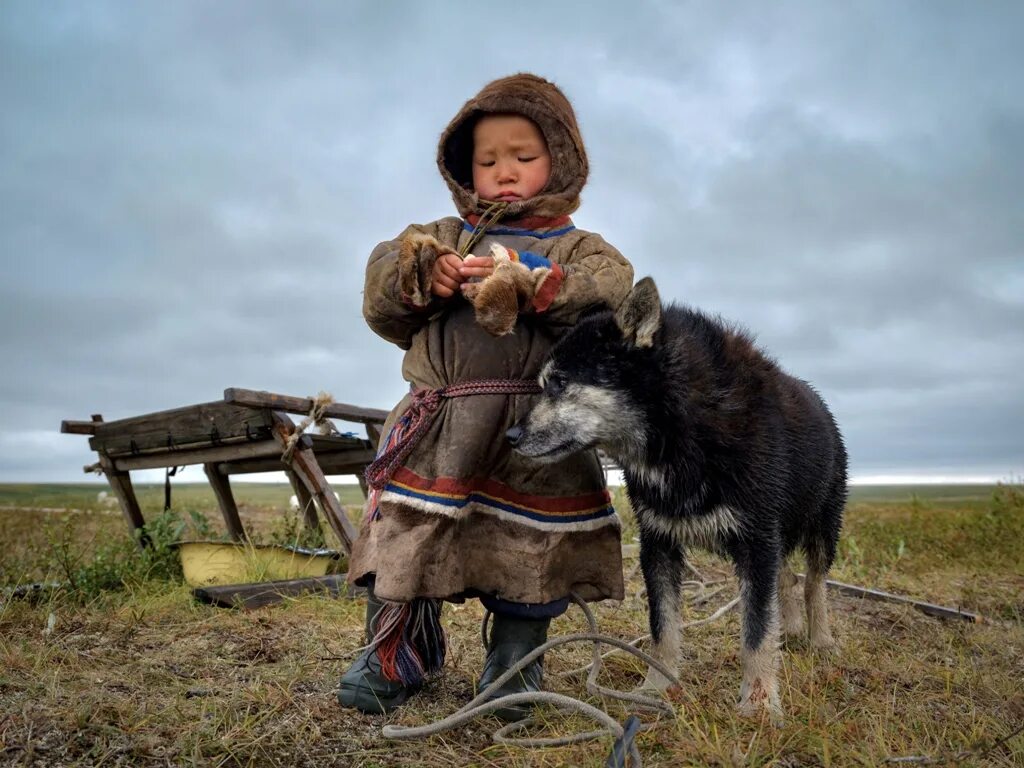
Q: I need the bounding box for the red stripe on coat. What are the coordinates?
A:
[389,465,611,513]
[532,263,564,313]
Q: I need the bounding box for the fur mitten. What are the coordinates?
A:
[397,233,455,308]
[462,244,551,336]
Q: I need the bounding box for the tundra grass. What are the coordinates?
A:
[0,485,1022,766]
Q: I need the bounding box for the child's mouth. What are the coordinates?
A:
[495,192,521,201]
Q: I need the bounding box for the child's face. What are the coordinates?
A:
[471,114,551,203]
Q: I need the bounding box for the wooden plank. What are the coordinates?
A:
[215,450,377,475]
[112,437,308,472]
[204,463,247,542]
[813,577,986,623]
[89,402,274,457]
[285,468,320,534]
[360,423,381,499]
[61,413,105,435]
[61,420,99,435]
[289,445,360,554]
[795,574,988,623]
[308,434,372,451]
[225,388,389,425]
[192,573,361,610]
[216,457,287,475]
[99,455,150,548]
[271,411,358,553]
[365,422,382,447]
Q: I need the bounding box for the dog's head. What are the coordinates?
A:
[508,277,663,462]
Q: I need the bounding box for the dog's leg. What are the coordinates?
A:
[804,546,835,650]
[736,547,783,721]
[777,559,804,639]
[638,520,683,691]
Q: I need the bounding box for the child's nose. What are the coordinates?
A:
[496,162,517,182]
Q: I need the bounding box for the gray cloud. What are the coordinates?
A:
[1,1,1022,483]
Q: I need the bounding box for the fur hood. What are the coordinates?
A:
[437,73,589,219]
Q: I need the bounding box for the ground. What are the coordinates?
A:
[1,483,1022,767]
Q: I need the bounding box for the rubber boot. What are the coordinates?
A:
[477,613,550,721]
[337,590,414,714]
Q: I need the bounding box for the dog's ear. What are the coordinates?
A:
[614,277,661,348]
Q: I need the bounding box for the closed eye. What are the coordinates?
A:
[518,156,537,162]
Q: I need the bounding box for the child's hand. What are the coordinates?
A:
[431,252,466,299]
[458,255,496,283]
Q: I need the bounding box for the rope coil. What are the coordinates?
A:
[380,589,741,765]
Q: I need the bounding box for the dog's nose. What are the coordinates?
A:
[506,424,523,446]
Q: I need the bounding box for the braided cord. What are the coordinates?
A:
[459,200,509,257]
[364,377,541,491]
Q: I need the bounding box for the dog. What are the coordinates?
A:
[507,277,847,720]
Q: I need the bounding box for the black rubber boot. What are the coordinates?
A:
[477,613,551,721]
[337,591,414,714]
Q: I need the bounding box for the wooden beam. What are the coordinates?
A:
[358,423,381,499]
[89,402,273,457]
[111,437,307,472]
[99,455,149,548]
[216,457,287,475]
[216,453,375,476]
[203,463,247,542]
[224,388,388,425]
[271,411,358,554]
[285,468,320,534]
[289,445,359,554]
[61,420,99,435]
[192,573,360,610]
[61,413,105,435]
[797,574,987,624]
[365,422,382,447]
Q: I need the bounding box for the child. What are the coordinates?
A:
[341,73,634,720]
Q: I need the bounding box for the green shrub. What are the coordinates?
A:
[40,508,208,602]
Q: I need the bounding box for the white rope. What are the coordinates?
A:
[381,589,740,764]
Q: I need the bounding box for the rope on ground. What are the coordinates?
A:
[556,596,740,681]
[282,391,337,463]
[381,590,739,765]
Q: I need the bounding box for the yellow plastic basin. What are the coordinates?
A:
[176,541,344,587]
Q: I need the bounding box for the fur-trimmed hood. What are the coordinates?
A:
[437,73,589,219]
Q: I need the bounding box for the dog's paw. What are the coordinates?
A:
[809,632,836,653]
[639,665,675,693]
[737,679,784,726]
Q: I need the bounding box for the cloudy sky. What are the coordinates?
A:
[1,1,1021,485]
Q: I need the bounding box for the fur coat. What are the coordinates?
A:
[350,74,633,605]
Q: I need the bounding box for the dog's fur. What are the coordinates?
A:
[509,278,847,720]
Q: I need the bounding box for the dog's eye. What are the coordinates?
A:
[547,375,566,396]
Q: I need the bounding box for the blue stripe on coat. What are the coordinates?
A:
[516,251,551,270]
[462,223,576,239]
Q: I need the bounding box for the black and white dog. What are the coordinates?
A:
[508,278,847,719]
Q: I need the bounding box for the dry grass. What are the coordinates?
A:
[1,484,1023,766]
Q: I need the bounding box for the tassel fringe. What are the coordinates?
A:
[369,598,446,687]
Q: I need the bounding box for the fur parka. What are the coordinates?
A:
[350,74,632,605]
